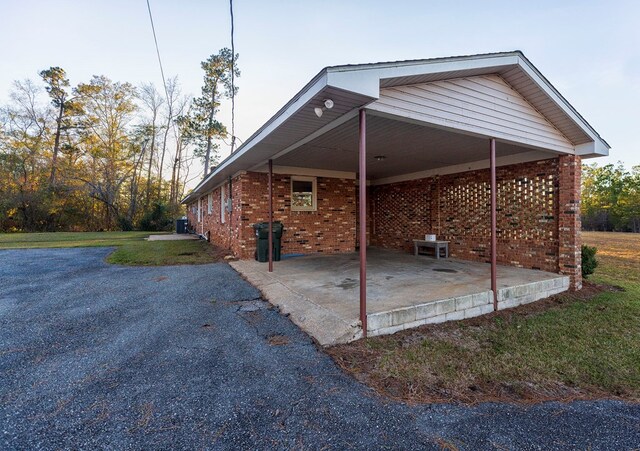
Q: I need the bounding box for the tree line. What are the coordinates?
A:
[582,163,640,233]
[0,48,238,232]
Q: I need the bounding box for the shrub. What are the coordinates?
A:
[138,202,174,232]
[118,216,134,231]
[582,245,598,278]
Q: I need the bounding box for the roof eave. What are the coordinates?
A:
[514,53,610,154]
[182,69,332,204]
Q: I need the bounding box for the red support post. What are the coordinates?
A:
[268,159,273,273]
[490,138,497,310]
[358,109,367,336]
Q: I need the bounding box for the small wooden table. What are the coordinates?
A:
[413,239,449,259]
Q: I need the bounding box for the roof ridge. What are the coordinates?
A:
[324,50,524,72]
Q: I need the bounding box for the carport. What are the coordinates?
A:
[184,51,609,341]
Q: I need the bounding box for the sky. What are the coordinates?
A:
[1,0,639,182]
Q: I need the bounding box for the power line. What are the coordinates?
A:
[229,0,236,154]
[146,0,170,106]
[146,0,181,182]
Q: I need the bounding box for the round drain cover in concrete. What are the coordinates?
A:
[432,268,458,273]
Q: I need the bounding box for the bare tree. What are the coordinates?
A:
[157,76,180,200]
[138,83,164,209]
[170,95,191,205]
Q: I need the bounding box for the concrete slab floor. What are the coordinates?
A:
[231,248,565,345]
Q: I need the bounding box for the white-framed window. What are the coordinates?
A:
[291,176,317,211]
[207,193,213,214]
[197,198,201,222]
[220,185,226,223]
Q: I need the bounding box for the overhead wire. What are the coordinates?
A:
[146,0,188,200]
[146,0,170,105]
[146,0,180,154]
[146,0,239,187]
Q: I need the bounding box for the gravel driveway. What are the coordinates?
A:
[1,248,638,450]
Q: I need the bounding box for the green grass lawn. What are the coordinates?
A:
[0,231,225,266]
[328,231,640,404]
[0,231,155,248]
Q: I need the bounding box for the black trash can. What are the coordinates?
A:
[253,222,283,262]
[176,218,188,234]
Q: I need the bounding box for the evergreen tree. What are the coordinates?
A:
[184,48,239,176]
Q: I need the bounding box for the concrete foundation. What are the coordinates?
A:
[231,248,569,346]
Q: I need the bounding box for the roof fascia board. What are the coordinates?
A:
[182,192,196,204]
[183,171,248,204]
[326,71,380,98]
[575,141,609,158]
[515,55,609,155]
[182,71,330,203]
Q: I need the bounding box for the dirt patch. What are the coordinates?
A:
[267,335,289,346]
[205,245,235,262]
[326,281,629,405]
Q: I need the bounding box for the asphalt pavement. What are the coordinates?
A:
[0,248,638,450]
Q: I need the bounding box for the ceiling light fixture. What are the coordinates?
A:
[314,99,335,118]
[375,155,386,161]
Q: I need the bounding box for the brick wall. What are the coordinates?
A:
[370,159,561,274]
[186,174,245,257]
[237,172,356,259]
[189,157,581,289]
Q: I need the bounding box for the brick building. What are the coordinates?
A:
[184,51,608,322]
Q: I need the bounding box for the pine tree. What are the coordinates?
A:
[184,48,239,176]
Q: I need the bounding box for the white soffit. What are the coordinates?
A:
[182,85,373,203]
[274,114,556,180]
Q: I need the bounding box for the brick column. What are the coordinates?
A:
[558,154,582,290]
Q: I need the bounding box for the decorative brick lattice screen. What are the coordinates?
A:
[371,158,560,273]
